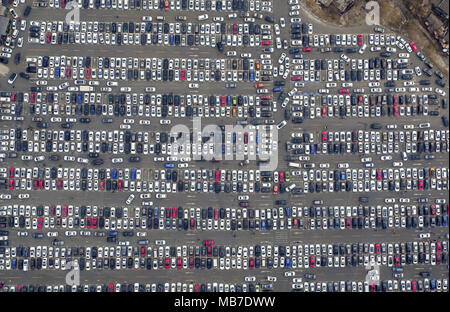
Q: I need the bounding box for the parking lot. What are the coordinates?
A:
[0,0,448,292]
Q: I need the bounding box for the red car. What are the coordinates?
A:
[39,180,44,189]
[46,33,51,43]
[430,205,436,215]
[118,180,123,191]
[172,206,177,218]
[232,24,237,34]
[279,172,285,183]
[9,179,14,190]
[203,240,215,246]
[66,67,71,78]
[291,75,302,81]
[33,179,39,190]
[30,93,35,103]
[215,170,220,181]
[393,105,399,117]
[164,258,170,269]
[108,284,114,292]
[376,170,382,180]
[410,41,418,52]
[302,47,311,52]
[273,185,278,195]
[321,107,327,117]
[345,218,351,229]
[339,88,350,94]
[375,243,381,254]
[164,0,169,9]
[62,205,68,217]
[309,256,315,268]
[220,95,226,106]
[140,247,146,257]
[357,34,363,46]
[176,258,182,269]
[85,67,91,79]
[244,132,248,143]
[418,179,423,190]
[61,0,67,8]
[99,181,105,190]
[180,70,186,81]
[411,281,417,291]
[190,218,195,229]
[37,218,43,229]
[321,131,327,143]
[260,41,270,46]
[249,258,255,269]
[57,180,63,190]
[436,242,442,253]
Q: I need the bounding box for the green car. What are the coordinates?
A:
[285,171,291,182]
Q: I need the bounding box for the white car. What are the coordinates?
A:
[126,194,135,205]
[18,193,30,199]
[435,88,446,96]
[419,233,430,238]
[188,83,199,89]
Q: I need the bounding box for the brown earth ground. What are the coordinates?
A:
[304,0,449,76]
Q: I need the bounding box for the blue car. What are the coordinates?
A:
[261,220,266,230]
[130,169,136,180]
[169,34,174,45]
[165,163,175,168]
[55,67,60,78]
[340,171,346,180]
[285,207,291,217]
[112,169,117,179]
[442,216,447,226]
[285,257,291,268]
[249,70,255,82]
[430,280,436,290]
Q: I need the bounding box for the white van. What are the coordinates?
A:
[198,14,209,21]
[288,162,301,168]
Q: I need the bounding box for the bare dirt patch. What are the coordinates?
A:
[303,0,449,76]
